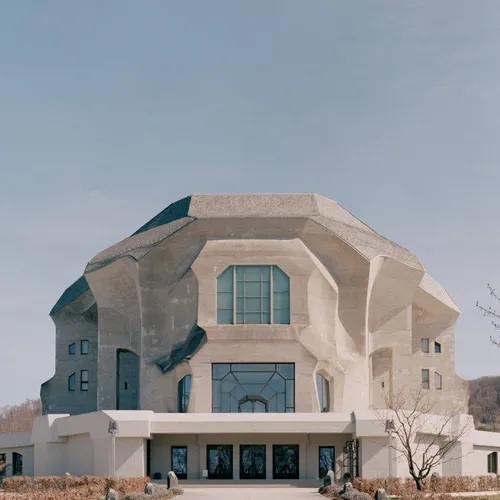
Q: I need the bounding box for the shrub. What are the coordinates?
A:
[349,476,500,496]
[3,475,149,494]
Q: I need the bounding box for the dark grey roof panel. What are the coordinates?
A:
[133,195,191,235]
[50,276,90,316]
[85,217,194,273]
[50,196,193,315]
[154,324,207,373]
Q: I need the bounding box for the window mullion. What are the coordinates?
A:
[233,266,236,325]
[270,266,274,324]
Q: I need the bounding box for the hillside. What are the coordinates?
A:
[469,376,500,432]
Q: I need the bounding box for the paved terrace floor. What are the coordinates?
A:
[183,486,319,499]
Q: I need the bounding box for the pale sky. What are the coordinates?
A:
[1,1,499,406]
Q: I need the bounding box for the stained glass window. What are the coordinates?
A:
[212,363,294,413]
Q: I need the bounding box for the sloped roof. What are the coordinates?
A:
[50,193,422,315]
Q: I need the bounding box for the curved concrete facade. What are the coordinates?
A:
[41,193,467,417]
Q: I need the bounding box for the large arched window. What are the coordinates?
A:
[316,374,330,412]
[178,375,192,413]
[217,265,290,325]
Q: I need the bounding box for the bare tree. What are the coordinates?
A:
[476,283,500,346]
[375,387,472,491]
[0,456,9,485]
[0,399,42,434]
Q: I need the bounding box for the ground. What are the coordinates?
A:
[182,486,319,499]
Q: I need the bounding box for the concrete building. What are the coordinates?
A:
[1,194,499,482]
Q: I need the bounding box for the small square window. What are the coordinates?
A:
[81,370,89,391]
[434,342,441,354]
[81,340,89,355]
[68,343,76,355]
[435,372,442,390]
[421,338,429,353]
[422,369,430,389]
[68,373,76,391]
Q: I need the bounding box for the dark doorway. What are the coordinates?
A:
[240,445,266,479]
[116,349,139,410]
[207,445,233,479]
[171,446,188,479]
[146,440,151,478]
[12,453,23,476]
[273,445,299,479]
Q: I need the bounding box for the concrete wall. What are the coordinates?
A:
[44,195,469,418]
[41,292,98,415]
[115,438,146,477]
[66,434,93,476]
[0,446,34,477]
[359,438,390,478]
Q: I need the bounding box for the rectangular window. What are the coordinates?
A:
[80,370,89,391]
[435,342,442,354]
[81,340,89,355]
[488,452,498,474]
[217,266,290,325]
[422,369,430,389]
[435,372,442,390]
[421,338,429,353]
[68,373,76,391]
[235,265,271,324]
[68,343,76,355]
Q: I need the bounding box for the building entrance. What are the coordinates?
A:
[239,445,266,479]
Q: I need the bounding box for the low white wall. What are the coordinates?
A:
[359,437,389,478]
[66,434,94,476]
[0,432,34,477]
[115,438,146,477]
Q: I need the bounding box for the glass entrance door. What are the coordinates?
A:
[273,445,299,479]
[319,446,335,480]
[207,445,233,479]
[171,446,187,479]
[240,445,266,479]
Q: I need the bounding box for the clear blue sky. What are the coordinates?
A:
[1,1,499,406]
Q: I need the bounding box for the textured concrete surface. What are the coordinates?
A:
[42,193,467,418]
[182,487,319,500]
